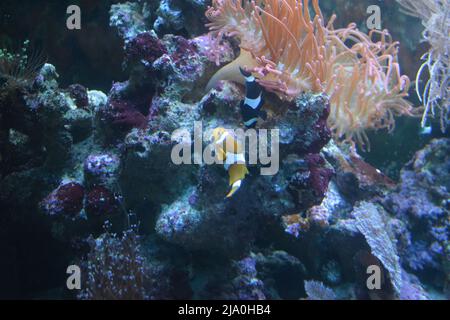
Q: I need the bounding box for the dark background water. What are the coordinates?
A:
[0,0,126,298]
[0,0,126,92]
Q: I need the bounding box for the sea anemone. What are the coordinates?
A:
[206,0,417,150]
[0,40,45,87]
[396,0,449,132]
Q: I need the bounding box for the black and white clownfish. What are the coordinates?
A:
[211,127,249,198]
[239,67,267,128]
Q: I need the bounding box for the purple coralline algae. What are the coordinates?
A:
[156,198,203,248]
[41,182,85,217]
[382,138,449,281]
[108,98,148,130]
[278,93,332,155]
[306,153,334,202]
[85,186,120,218]
[230,256,266,300]
[124,31,167,67]
[67,84,89,109]
[288,152,334,210]
[192,35,234,67]
[84,153,121,188]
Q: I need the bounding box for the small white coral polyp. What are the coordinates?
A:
[206,0,418,151]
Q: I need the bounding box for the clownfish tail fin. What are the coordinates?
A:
[226,180,242,198]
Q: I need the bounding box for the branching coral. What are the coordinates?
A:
[396,0,449,132]
[205,0,417,150]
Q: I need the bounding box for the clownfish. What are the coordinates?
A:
[211,127,249,198]
[239,67,267,128]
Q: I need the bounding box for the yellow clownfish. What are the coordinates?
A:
[211,127,249,198]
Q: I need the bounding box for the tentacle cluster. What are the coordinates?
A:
[396,0,449,132]
[206,0,418,151]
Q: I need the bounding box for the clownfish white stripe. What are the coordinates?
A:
[232,180,242,188]
[224,152,245,170]
[244,95,262,109]
[244,118,258,126]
